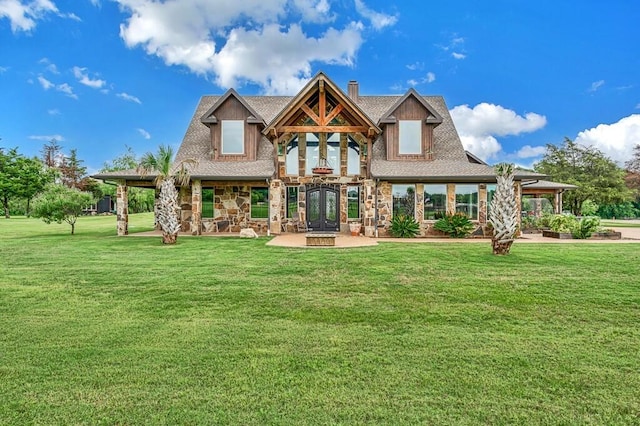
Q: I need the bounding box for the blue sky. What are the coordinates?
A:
[1,0,639,174]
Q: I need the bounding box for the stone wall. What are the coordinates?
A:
[200,184,269,234]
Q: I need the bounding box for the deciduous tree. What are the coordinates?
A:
[535,138,631,215]
[32,184,95,234]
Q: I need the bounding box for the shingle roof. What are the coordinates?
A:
[521,179,577,190]
[135,90,500,181]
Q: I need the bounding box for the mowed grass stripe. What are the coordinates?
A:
[0,214,639,424]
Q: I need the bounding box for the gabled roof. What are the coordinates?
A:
[521,179,577,190]
[378,88,443,126]
[263,71,381,136]
[200,88,266,126]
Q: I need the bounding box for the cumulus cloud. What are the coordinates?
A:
[137,128,151,139]
[117,92,141,104]
[450,103,547,161]
[0,0,80,32]
[452,52,466,60]
[354,0,397,30]
[37,75,54,89]
[29,134,65,141]
[406,62,424,71]
[115,0,390,94]
[407,72,436,87]
[48,108,60,115]
[72,66,106,89]
[516,145,546,159]
[39,58,59,74]
[574,114,640,164]
[425,72,435,83]
[0,0,58,32]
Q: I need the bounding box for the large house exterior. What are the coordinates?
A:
[95,72,550,238]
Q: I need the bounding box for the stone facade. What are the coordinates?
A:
[198,184,269,234]
[116,181,128,236]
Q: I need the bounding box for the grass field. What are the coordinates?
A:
[601,219,640,228]
[1,214,639,424]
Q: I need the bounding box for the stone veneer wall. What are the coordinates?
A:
[116,181,128,236]
[198,184,269,234]
[376,181,490,237]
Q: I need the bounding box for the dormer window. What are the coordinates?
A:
[221,120,245,154]
[399,120,422,154]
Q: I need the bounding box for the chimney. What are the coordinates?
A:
[348,80,359,103]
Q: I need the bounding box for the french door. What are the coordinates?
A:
[306,184,340,232]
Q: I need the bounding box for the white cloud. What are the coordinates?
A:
[115,0,385,94]
[406,62,424,71]
[588,80,605,92]
[89,0,100,6]
[72,66,106,89]
[47,108,60,115]
[56,82,78,99]
[437,34,466,59]
[117,92,141,104]
[39,58,59,74]
[37,75,54,89]
[37,74,78,99]
[450,103,547,161]
[574,114,640,164]
[0,0,58,32]
[407,79,418,87]
[425,72,435,83]
[452,52,466,60]
[137,128,151,139]
[354,0,397,30]
[0,65,8,73]
[29,134,65,141]
[516,145,546,159]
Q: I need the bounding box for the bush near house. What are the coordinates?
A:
[433,212,475,238]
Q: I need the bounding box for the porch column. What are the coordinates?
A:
[479,184,487,224]
[515,182,522,235]
[191,179,202,235]
[446,184,456,215]
[555,191,562,214]
[363,179,376,237]
[269,179,283,235]
[116,180,128,236]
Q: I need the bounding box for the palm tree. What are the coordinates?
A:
[489,163,518,255]
[137,145,194,244]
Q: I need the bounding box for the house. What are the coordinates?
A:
[94,72,551,237]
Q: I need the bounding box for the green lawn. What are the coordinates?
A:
[601,219,640,228]
[1,215,639,424]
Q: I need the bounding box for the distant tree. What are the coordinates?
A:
[14,155,55,216]
[40,139,64,169]
[535,138,631,215]
[0,147,20,218]
[101,145,138,172]
[137,145,194,244]
[31,184,95,235]
[625,144,640,173]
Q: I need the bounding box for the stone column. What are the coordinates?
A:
[116,180,128,236]
[515,182,522,235]
[446,183,456,215]
[269,179,283,234]
[191,180,202,235]
[479,184,487,224]
[363,179,376,237]
[415,183,424,223]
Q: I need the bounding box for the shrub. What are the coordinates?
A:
[572,216,601,239]
[434,213,474,238]
[390,215,420,238]
[549,214,579,233]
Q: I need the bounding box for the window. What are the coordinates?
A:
[221,120,244,154]
[424,184,447,220]
[487,184,496,219]
[455,184,479,220]
[392,184,415,218]
[251,188,268,219]
[202,187,214,218]
[347,186,359,219]
[285,138,299,175]
[399,120,422,154]
[347,137,360,175]
[305,133,320,175]
[286,186,298,218]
